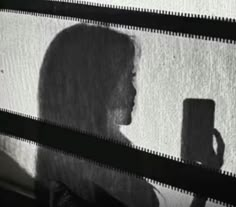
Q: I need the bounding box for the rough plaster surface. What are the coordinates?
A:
[0,12,234,206]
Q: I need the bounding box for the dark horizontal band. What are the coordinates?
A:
[0,109,236,205]
[1,0,236,42]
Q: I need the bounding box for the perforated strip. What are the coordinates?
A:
[49,0,236,23]
[0,108,235,206]
[1,0,236,44]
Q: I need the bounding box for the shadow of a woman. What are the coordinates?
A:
[35,24,159,207]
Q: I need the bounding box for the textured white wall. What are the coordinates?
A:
[0,11,234,206]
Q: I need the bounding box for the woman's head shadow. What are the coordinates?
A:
[38,24,137,141]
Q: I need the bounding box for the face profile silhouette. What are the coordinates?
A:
[38,24,137,139]
[108,59,137,126]
[36,24,159,207]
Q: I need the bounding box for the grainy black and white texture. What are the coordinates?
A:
[0,10,235,206]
